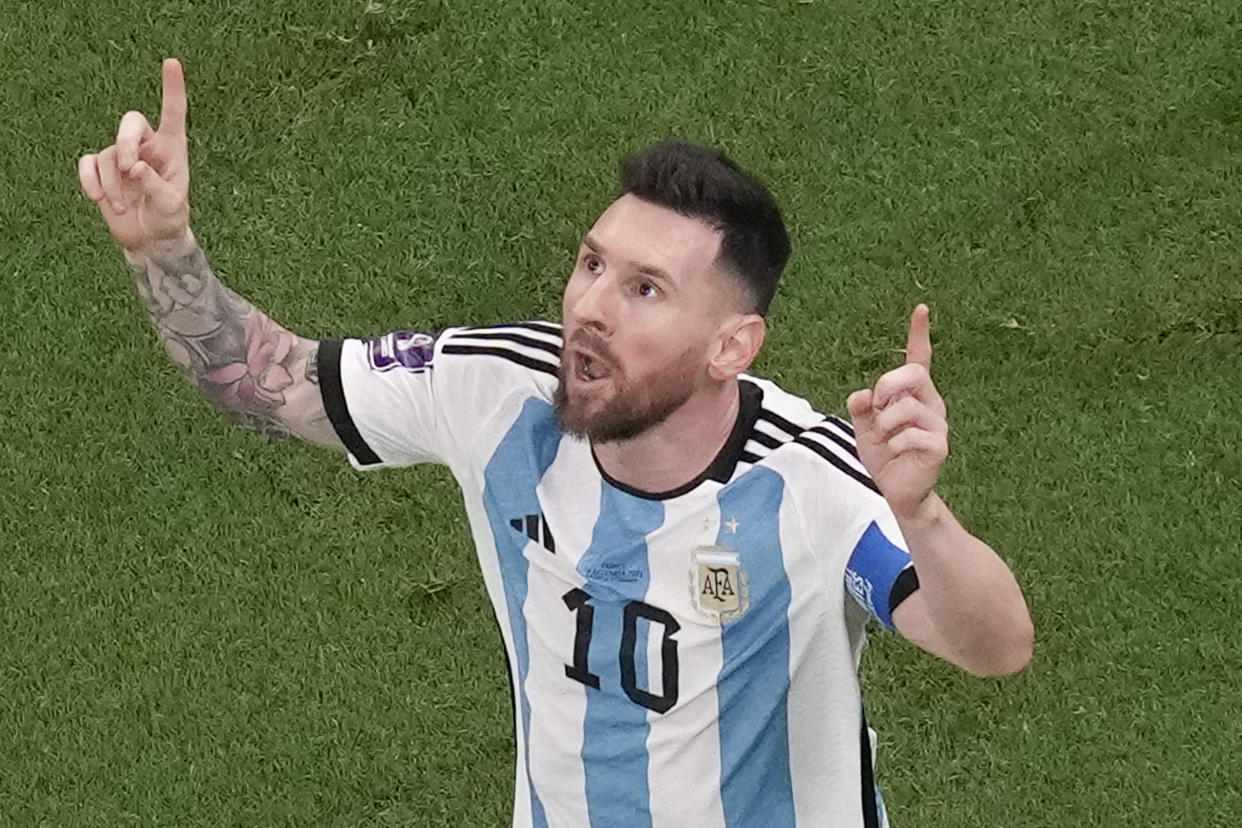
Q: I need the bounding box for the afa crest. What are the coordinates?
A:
[690,546,749,624]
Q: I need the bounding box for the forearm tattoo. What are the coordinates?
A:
[127,243,319,438]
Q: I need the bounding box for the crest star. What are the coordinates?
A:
[725,518,740,534]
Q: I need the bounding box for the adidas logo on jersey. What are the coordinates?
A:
[510,513,556,554]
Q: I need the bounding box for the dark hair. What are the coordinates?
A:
[619,140,791,315]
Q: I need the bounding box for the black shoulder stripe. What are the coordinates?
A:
[739,450,762,465]
[460,321,563,338]
[451,330,562,357]
[792,436,881,495]
[757,408,804,438]
[316,340,383,466]
[511,320,563,336]
[441,343,559,377]
[748,429,783,450]
[827,414,855,438]
[805,425,860,460]
[889,566,920,616]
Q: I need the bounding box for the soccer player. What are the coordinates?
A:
[80,59,1033,827]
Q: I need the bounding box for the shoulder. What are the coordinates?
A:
[428,322,563,461]
[338,321,562,413]
[318,322,563,470]
[738,375,880,499]
[733,377,891,571]
[427,321,563,399]
[437,321,562,378]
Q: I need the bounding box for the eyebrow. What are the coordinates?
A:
[582,235,674,286]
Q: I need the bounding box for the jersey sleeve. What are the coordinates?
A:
[316,322,564,471]
[317,330,447,469]
[773,402,920,631]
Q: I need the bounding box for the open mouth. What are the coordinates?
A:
[574,349,611,383]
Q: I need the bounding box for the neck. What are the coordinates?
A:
[592,380,741,495]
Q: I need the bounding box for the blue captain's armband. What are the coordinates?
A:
[844,521,920,630]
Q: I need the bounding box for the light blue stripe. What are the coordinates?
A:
[576,485,664,828]
[482,398,562,828]
[715,467,795,827]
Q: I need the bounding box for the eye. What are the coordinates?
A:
[636,281,659,298]
[582,253,604,275]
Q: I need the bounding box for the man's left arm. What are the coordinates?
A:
[847,305,1033,677]
[888,494,1033,676]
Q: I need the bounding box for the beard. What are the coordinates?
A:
[555,347,699,443]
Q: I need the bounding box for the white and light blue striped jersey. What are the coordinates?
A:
[317,322,918,828]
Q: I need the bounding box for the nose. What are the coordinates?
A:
[568,272,613,334]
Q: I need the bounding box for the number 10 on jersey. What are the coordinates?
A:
[561,588,680,714]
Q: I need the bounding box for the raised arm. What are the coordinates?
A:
[846,306,1033,676]
[78,59,342,449]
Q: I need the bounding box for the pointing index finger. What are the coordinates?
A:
[158,58,187,137]
[905,304,932,371]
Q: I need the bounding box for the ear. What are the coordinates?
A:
[707,314,766,381]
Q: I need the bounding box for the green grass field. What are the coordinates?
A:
[3,0,1241,824]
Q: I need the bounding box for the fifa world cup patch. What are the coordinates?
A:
[689,546,749,624]
[367,331,437,372]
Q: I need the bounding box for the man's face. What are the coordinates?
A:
[556,194,738,443]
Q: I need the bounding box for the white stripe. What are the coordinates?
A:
[778,479,868,827]
[523,437,600,827]
[644,489,728,828]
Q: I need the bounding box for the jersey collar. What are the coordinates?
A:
[591,379,763,500]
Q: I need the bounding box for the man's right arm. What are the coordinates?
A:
[79,58,343,451]
[124,232,342,449]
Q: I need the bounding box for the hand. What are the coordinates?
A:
[78,58,190,253]
[846,304,949,521]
